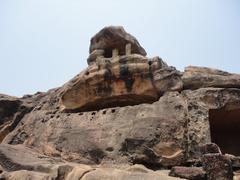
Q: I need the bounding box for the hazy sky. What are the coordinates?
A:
[0,0,239,97]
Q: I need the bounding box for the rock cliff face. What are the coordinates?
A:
[0,26,240,180]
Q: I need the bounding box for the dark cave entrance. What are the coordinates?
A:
[209,108,240,156]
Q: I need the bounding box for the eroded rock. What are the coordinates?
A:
[200,143,222,155]
[4,92,188,168]
[60,55,182,111]
[89,26,147,58]
[202,153,233,180]
[169,166,206,180]
[183,66,240,90]
[1,27,240,179]
[0,94,33,143]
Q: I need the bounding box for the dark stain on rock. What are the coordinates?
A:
[96,82,112,97]
[0,100,20,125]
[120,138,161,170]
[120,138,146,152]
[119,65,134,92]
[106,147,114,152]
[96,62,114,97]
[88,148,105,164]
[9,132,29,145]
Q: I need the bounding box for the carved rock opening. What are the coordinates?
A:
[209,108,240,156]
[103,49,112,58]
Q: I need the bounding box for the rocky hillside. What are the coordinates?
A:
[0,26,240,180]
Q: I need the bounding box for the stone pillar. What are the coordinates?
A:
[112,49,119,58]
[126,43,131,55]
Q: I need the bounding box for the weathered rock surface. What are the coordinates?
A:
[169,166,206,180]
[202,153,233,180]
[89,26,147,58]
[0,144,184,180]
[182,88,240,159]
[60,55,182,111]
[1,27,240,179]
[0,94,33,143]
[0,167,183,180]
[183,66,240,90]
[60,26,183,111]
[4,91,188,168]
[200,143,222,154]
[0,144,56,172]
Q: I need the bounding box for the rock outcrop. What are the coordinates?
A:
[182,66,240,90]
[0,26,240,179]
[0,94,33,143]
[0,144,183,180]
[60,26,182,111]
[60,55,182,111]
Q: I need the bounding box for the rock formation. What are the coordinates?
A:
[0,26,240,179]
[60,26,182,111]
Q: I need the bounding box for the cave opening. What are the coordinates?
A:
[209,108,240,156]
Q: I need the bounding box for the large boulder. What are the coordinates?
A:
[182,66,240,90]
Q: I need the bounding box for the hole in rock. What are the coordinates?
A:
[104,49,112,58]
[106,147,114,152]
[209,108,240,156]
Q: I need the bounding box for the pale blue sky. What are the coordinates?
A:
[0,0,239,97]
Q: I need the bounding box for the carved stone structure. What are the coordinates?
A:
[0,26,240,179]
[60,26,182,111]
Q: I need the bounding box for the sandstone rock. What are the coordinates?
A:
[2,27,240,179]
[182,66,240,90]
[0,170,52,180]
[202,153,233,180]
[60,54,182,111]
[80,167,183,180]
[87,49,104,65]
[182,88,240,160]
[153,66,183,94]
[60,26,183,112]
[153,142,185,167]
[60,55,183,111]
[0,165,184,180]
[169,166,206,180]
[0,94,33,143]
[0,143,185,180]
[4,91,188,168]
[0,144,56,172]
[60,54,158,111]
[89,26,147,58]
